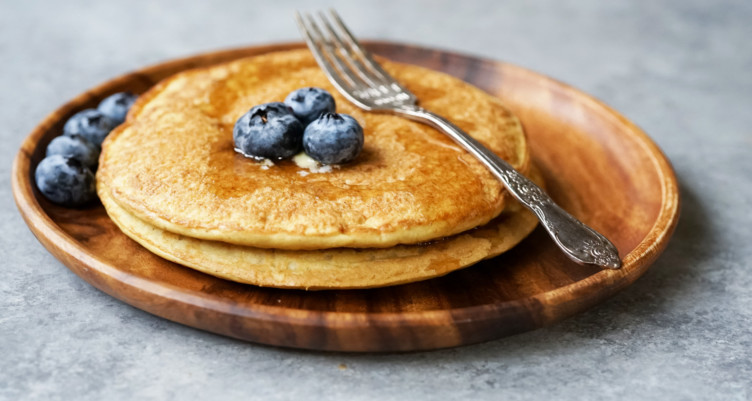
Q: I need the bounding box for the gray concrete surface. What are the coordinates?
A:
[1,0,750,400]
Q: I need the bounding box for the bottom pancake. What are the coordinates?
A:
[99,168,543,290]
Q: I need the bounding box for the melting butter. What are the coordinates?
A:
[259,158,274,170]
[292,152,338,175]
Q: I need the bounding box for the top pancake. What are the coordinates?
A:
[98,49,529,250]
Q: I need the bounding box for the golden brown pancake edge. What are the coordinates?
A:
[98,166,543,290]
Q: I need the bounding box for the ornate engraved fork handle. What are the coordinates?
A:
[395,105,622,269]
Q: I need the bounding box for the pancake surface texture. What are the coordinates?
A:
[98,168,542,289]
[98,49,529,249]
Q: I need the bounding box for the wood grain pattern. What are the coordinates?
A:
[11,42,680,352]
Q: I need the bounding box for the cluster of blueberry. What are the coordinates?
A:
[233,87,364,165]
[35,92,137,207]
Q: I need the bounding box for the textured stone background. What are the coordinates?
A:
[1,1,750,400]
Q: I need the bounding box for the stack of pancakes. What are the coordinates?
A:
[97,49,542,289]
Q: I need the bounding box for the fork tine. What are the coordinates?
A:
[327,9,410,94]
[295,12,358,96]
[302,13,372,92]
[317,11,390,91]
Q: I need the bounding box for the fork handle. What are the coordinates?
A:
[394,105,622,269]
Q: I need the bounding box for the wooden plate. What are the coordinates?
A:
[12,42,680,352]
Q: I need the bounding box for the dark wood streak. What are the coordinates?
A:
[11,41,680,352]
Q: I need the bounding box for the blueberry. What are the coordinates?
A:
[63,109,117,147]
[303,113,364,165]
[98,92,137,124]
[46,134,100,168]
[233,102,304,160]
[35,155,96,207]
[284,87,336,126]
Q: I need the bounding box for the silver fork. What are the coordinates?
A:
[295,10,622,269]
